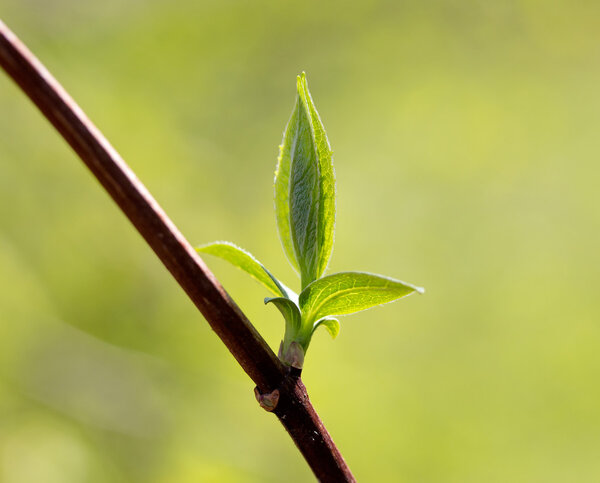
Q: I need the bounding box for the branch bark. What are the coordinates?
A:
[0,19,355,482]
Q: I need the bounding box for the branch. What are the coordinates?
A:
[0,19,355,482]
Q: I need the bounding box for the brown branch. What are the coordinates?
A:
[0,19,355,482]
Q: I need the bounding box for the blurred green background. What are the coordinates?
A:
[1,1,599,481]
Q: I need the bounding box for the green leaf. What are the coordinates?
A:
[300,271,424,326]
[275,72,335,289]
[274,95,300,276]
[313,317,340,339]
[264,296,301,334]
[300,74,335,280]
[196,241,290,298]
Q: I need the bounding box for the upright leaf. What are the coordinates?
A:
[274,73,335,289]
[300,74,335,279]
[274,96,299,275]
[196,241,291,298]
[299,271,424,326]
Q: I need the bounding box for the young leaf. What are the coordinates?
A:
[264,296,301,333]
[196,241,291,298]
[300,75,335,280]
[299,271,424,325]
[274,95,300,276]
[275,73,335,289]
[313,317,340,339]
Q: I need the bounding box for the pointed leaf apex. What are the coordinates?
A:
[296,74,304,93]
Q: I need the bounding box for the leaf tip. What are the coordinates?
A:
[296,72,309,94]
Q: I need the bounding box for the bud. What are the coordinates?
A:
[281,340,305,369]
[254,387,280,412]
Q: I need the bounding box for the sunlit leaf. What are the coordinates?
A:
[196,241,291,298]
[300,271,424,325]
[275,72,335,289]
[299,74,335,280]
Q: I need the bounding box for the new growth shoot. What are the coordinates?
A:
[197,73,423,369]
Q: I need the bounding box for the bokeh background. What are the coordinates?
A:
[1,1,600,481]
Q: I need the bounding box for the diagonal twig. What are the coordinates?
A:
[0,19,355,482]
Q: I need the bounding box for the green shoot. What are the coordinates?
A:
[197,73,423,369]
